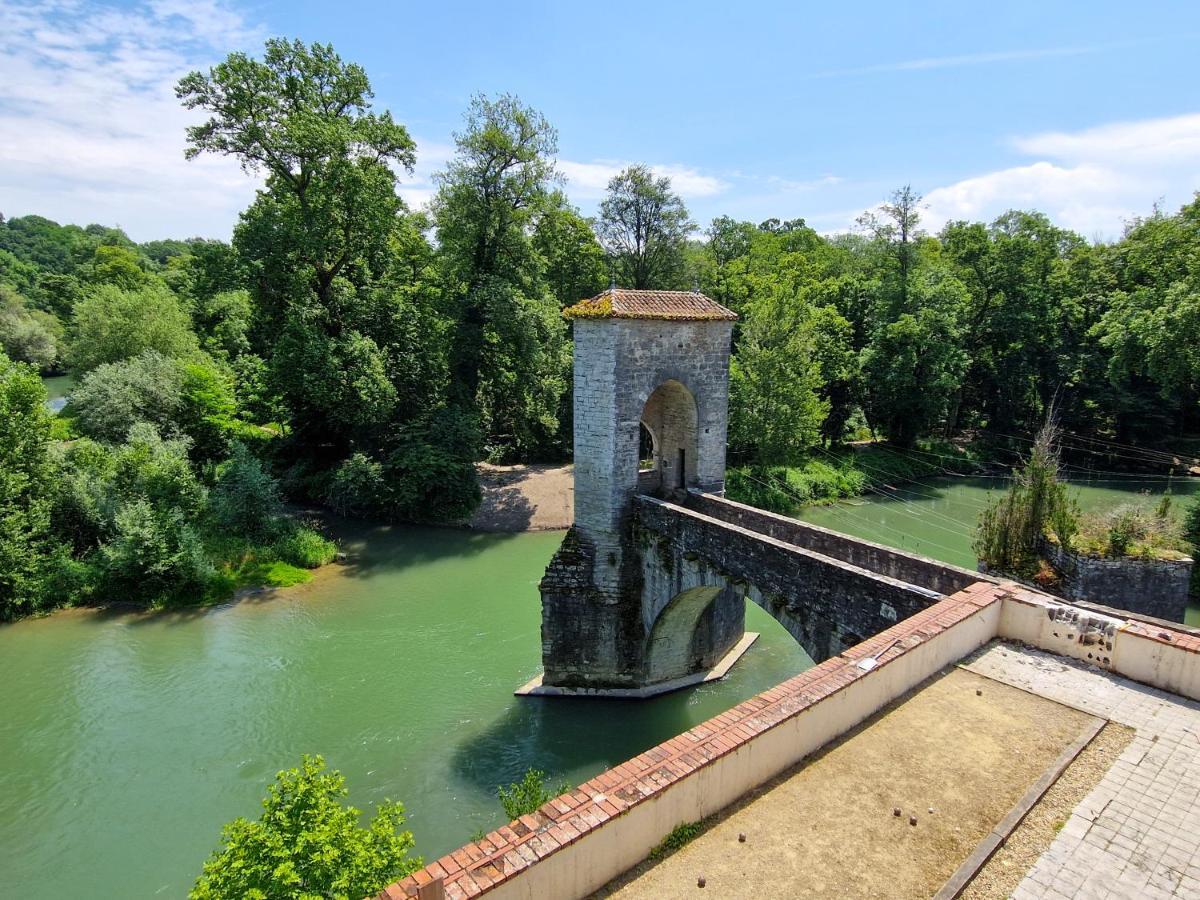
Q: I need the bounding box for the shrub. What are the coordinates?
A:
[973,422,1077,577]
[498,768,569,822]
[383,435,480,523]
[1074,501,1188,560]
[1186,495,1200,598]
[100,499,215,604]
[326,452,386,517]
[191,755,419,900]
[72,351,185,443]
[210,444,284,541]
[274,526,337,569]
[68,282,198,372]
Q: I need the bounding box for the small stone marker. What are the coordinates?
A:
[976,688,982,696]
[738,832,746,843]
[893,807,902,817]
[697,876,706,888]
[928,807,934,814]
[909,815,918,826]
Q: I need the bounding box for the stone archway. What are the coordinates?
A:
[642,584,741,685]
[638,379,698,499]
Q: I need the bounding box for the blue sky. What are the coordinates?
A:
[2,0,1199,241]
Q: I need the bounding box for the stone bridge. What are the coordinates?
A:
[526,287,995,698]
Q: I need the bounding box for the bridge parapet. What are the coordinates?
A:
[633,496,944,670]
[684,491,995,596]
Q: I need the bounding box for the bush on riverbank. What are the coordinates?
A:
[0,356,339,620]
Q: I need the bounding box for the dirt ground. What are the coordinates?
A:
[960,721,1135,899]
[595,667,1097,900]
[469,463,573,532]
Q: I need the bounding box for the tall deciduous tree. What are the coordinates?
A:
[0,353,59,619]
[434,93,568,459]
[177,38,416,313]
[857,185,923,313]
[597,165,694,289]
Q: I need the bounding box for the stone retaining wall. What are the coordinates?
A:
[1042,541,1192,623]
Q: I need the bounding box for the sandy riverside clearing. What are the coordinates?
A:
[468,463,573,532]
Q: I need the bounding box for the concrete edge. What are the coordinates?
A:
[514,632,760,699]
[932,711,1107,900]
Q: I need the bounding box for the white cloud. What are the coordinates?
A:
[557,159,727,201]
[919,113,1200,238]
[0,0,265,240]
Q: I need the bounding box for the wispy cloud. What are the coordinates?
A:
[921,112,1200,238]
[809,43,1118,80]
[0,0,271,240]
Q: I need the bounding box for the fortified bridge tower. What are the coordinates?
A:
[530,288,743,695]
[524,288,985,698]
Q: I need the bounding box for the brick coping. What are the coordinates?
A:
[377,582,1003,900]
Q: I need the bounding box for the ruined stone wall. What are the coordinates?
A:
[1043,542,1192,623]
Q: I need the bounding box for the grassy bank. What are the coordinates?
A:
[725,442,984,516]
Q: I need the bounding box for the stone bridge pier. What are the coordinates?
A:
[523,288,983,698]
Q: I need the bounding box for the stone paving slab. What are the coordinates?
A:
[963,644,1200,900]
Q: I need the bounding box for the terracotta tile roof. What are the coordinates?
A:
[563,288,738,322]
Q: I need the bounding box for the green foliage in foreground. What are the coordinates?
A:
[498,768,570,822]
[192,755,419,900]
[649,820,705,859]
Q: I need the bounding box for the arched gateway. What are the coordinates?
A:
[528,288,744,695]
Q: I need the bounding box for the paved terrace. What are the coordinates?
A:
[965,643,1200,899]
[379,584,1200,900]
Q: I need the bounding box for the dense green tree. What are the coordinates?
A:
[192,755,419,900]
[68,283,199,372]
[730,294,829,465]
[178,38,416,317]
[533,194,607,307]
[860,268,970,446]
[597,165,694,289]
[0,353,59,619]
[210,444,285,541]
[90,245,149,289]
[434,93,568,459]
[0,285,61,370]
[857,185,923,313]
[72,351,187,443]
[71,351,238,459]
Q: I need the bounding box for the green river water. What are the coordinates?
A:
[2,475,1196,897]
[0,522,812,899]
